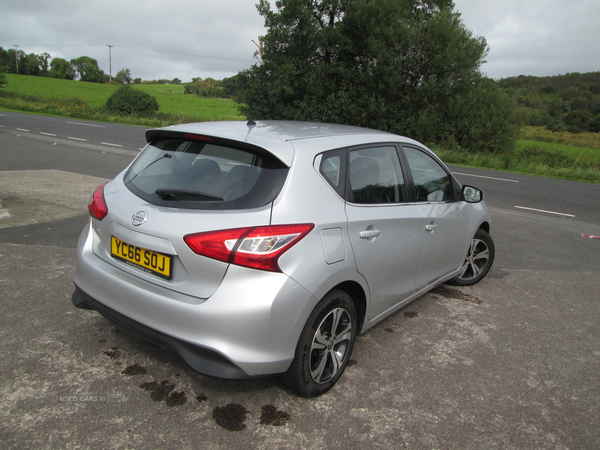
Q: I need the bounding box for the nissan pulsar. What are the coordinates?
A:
[72,120,494,397]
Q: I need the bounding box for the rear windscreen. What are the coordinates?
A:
[124,138,288,210]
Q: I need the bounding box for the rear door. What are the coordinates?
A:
[344,145,424,320]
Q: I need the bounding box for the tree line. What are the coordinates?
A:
[0,47,139,84]
[0,47,241,96]
[499,72,600,133]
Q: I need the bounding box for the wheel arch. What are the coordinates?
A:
[478,221,490,234]
[331,281,367,334]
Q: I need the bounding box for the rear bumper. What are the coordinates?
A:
[72,286,255,379]
[72,221,319,378]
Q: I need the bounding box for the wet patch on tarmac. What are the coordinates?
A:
[165,390,187,407]
[212,403,248,431]
[139,380,188,406]
[260,405,291,426]
[430,285,482,304]
[121,363,148,376]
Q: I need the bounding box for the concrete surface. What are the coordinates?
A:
[1,162,599,448]
[1,241,598,449]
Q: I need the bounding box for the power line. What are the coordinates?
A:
[114,45,255,63]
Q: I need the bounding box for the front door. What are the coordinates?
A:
[402,146,469,287]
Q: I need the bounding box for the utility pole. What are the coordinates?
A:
[107,45,114,82]
[13,45,19,74]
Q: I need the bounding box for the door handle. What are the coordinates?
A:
[359,229,381,239]
[425,223,438,232]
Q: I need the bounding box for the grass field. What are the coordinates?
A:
[516,139,600,166]
[2,74,243,120]
[521,126,600,150]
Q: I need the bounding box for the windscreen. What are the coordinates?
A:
[124,137,288,210]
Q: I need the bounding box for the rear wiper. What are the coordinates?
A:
[126,153,172,185]
[155,188,224,202]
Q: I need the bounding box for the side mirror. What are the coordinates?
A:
[462,185,483,203]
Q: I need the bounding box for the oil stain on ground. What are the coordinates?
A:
[212,403,248,431]
[431,285,482,304]
[121,363,147,376]
[260,405,290,426]
[139,380,187,407]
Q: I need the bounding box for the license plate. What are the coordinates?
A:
[111,236,172,280]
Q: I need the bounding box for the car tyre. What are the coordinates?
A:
[447,229,495,286]
[282,289,357,397]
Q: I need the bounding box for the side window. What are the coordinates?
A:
[348,147,406,204]
[319,149,346,198]
[404,147,453,202]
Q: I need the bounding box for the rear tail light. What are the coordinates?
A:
[184,224,315,272]
[88,183,108,220]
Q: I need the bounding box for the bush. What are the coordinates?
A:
[547,120,568,132]
[589,114,600,133]
[514,106,552,126]
[105,86,159,116]
[563,109,593,131]
[0,66,6,89]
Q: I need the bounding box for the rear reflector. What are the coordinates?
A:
[184,224,315,272]
[88,183,108,221]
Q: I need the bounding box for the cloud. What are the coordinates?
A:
[454,0,600,78]
[2,0,598,81]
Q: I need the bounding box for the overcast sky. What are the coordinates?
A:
[2,0,599,82]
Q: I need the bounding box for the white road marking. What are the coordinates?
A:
[40,132,57,137]
[16,128,30,132]
[101,142,123,148]
[453,172,519,183]
[67,121,106,128]
[515,206,575,217]
[68,136,87,142]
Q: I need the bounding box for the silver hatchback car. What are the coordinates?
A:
[72,120,494,397]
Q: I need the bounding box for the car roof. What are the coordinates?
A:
[146,120,425,167]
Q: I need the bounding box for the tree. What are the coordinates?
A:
[49,57,75,80]
[70,56,105,83]
[240,0,516,152]
[115,68,133,85]
[0,65,7,89]
[39,53,51,76]
[222,75,244,101]
[105,85,159,116]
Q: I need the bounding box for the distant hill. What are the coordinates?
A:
[498,72,600,133]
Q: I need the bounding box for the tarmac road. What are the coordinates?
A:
[1,114,599,449]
